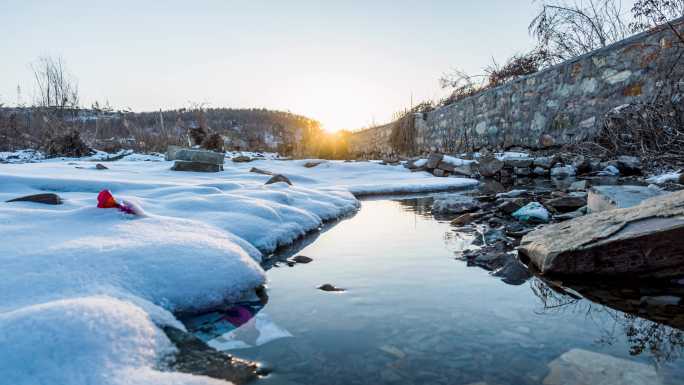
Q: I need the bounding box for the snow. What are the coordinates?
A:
[550,165,576,177]
[646,171,681,185]
[0,152,479,384]
[598,165,620,176]
[512,202,550,223]
[440,155,477,167]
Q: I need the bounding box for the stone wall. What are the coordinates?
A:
[351,18,684,156]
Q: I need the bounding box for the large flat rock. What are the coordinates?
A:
[166,146,225,165]
[588,185,663,213]
[519,189,684,277]
[543,349,660,385]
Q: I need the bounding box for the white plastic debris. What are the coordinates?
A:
[512,202,550,223]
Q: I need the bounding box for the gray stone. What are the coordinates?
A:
[544,195,587,213]
[432,168,447,177]
[432,195,478,214]
[171,161,223,173]
[303,161,324,168]
[505,158,533,168]
[519,189,684,277]
[6,193,62,205]
[265,174,292,185]
[569,180,587,191]
[588,185,663,213]
[534,156,557,169]
[318,283,345,292]
[550,165,576,178]
[95,163,108,170]
[497,198,526,215]
[477,156,504,177]
[571,155,590,173]
[167,146,225,165]
[426,153,444,169]
[543,349,660,385]
[292,255,313,263]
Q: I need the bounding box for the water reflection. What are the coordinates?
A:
[531,276,684,364]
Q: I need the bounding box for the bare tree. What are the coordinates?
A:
[529,0,631,65]
[31,56,79,110]
[631,0,684,31]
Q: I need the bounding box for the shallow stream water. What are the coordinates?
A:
[185,193,684,385]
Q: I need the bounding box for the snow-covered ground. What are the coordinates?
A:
[0,153,478,385]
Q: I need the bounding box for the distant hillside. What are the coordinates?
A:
[0,107,322,154]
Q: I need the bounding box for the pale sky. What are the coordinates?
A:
[1,1,567,131]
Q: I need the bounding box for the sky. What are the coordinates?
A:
[2,1,558,131]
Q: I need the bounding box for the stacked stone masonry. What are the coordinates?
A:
[350,18,684,156]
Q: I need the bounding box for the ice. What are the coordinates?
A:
[646,171,681,185]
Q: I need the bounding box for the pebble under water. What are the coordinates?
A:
[185,193,684,385]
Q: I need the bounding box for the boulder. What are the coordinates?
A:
[426,153,444,169]
[571,155,590,174]
[539,134,555,148]
[6,193,62,205]
[544,195,587,213]
[477,156,504,177]
[432,195,478,215]
[265,174,292,185]
[497,198,525,215]
[171,161,223,172]
[519,189,684,277]
[587,185,663,213]
[512,202,550,223]
[166,146,225,165]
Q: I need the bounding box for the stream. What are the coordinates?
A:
[181,192,684,385]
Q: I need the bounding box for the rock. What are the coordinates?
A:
[304,161,324,168]
[167,146,225,165]
[550,165,576,178]
[463,242,512,271]
[171,161,223,172]
[616,155,642,175]
[477,156,504,177]
[554,206,587,221]
[534,156,557,169]
[232,156,252,163]
[505,222,533,238]
[265,174,292,185]
[543,349,660,385]
[539,134,555,148]
[95,163,108,170]
[439,161,474,176]
[451,213,474,226]
[544,195,587,213]
[497,198,525,215]
[426,153,444,169]
[533,167,548,176]
[505,158,533,168]
[163,326,260,385]
[249,167,273,175]
[587,185,664,213]
[519,189,684,277]
[597,165,620,176]
[512,202,550,223]
[568,180,587,191]
[432,168,447,177]
[571,155,590,174]
[432,195,478,214]
[292,255,313,264]
[492,258,532,285]
[6,193,62,205]
[318,284,345,292]
[680,174,684,184]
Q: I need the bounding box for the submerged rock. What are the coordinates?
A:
[543,349,660,385]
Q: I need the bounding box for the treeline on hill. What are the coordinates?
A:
[0,105,333,157]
